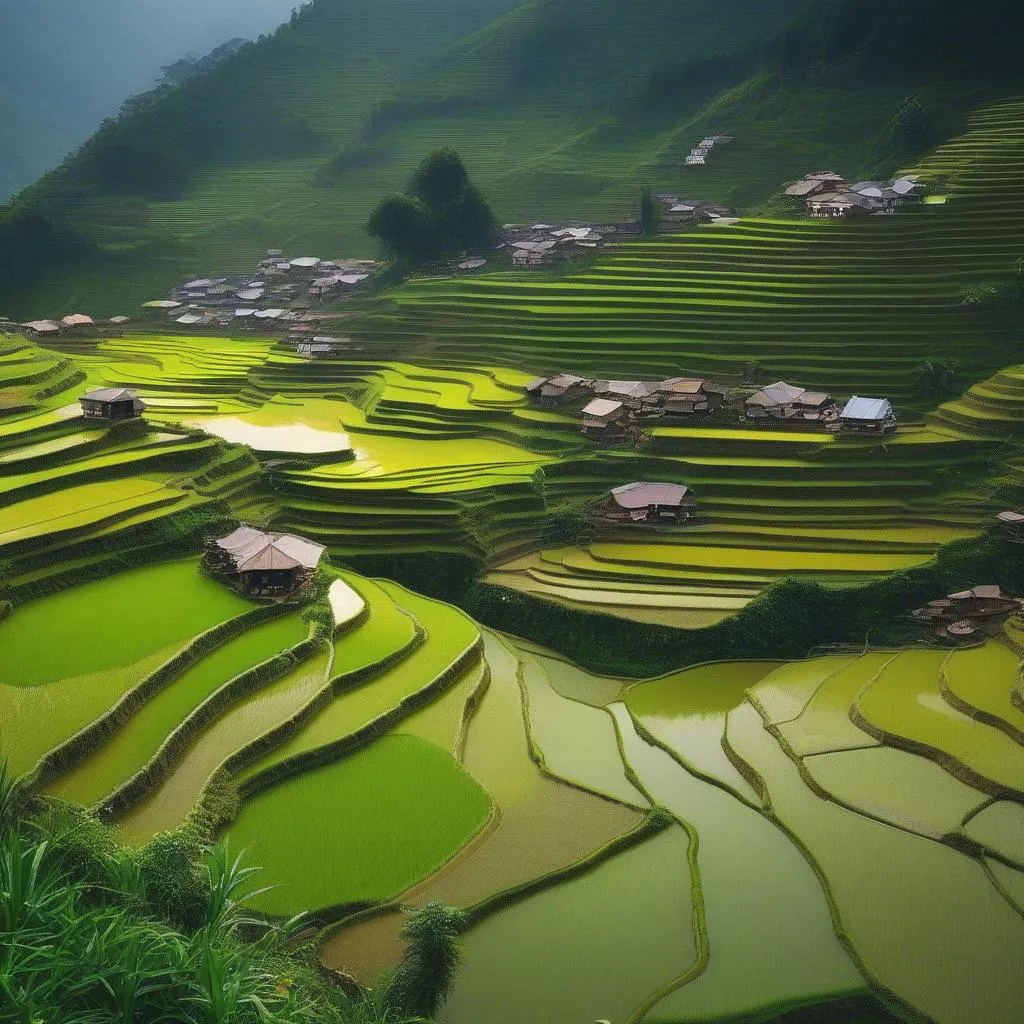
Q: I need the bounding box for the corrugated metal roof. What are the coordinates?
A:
[216,527,325,573]
[582,398,625,418]
[841,396,893,421]
[82,387,138,403]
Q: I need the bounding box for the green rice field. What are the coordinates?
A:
[3,92,1024,1024]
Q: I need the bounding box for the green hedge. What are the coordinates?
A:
[29,603,293,791]
[235,637,484,804]
[98,627,330,820]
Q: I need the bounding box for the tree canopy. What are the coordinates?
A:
[367,149,496,265]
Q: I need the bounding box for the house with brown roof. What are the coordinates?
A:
[525,373,592,406]
[655,378,723,416]
[745,382,839,423]
[601,482,696,524]
[20,320,62,338]
[205,526,326,598]
[580,398,629,440]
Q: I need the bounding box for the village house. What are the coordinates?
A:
[839,396,897,435]
[79,387,146,421]
[911,585,1023,640]
[61,313,95,333]
[655,378,723,417]
[657,197,732,227]
[784,171,848,198]
[525,373,592,405]
[19,320,62,338]
[745,381,839,423]
[580,398,629,440]
[997,510,1024,542]
[592,380,651,411]
[601,482,696,524]
[807,192,877,219]
[205,526,325,599]
[684,135,733,167]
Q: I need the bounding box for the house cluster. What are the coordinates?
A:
[149,251,382,329]
[785,171,925,218]
[745,382,896,433]
[599,482,696,525]
[500,222,635,268]
[526,374,725,441]
[283,331,364,360]
[204,525,325,599]
[20,314,132,339]
[684,135,733,167]
[655,195,733,229]
[528,372,898,439]
[911,585,1023,641]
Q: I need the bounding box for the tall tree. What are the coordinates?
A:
[640,185,659,238]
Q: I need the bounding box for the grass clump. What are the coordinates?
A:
[0,763,436,1024]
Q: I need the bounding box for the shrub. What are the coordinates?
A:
[137,832,212,931]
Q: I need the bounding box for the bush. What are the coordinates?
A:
[137,832,211,931]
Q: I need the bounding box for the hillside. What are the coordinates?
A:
[4,0,1024,319]
[0,0,298,201]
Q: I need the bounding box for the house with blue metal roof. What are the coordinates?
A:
[839,396,897,434]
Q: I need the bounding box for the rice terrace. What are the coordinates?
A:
[2,1,1024,1022]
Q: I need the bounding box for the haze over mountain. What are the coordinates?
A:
[0,0,298,200]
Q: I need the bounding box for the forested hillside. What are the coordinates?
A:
[3,0,1024,318]
[0,0,298,201]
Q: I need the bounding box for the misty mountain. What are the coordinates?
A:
[0,0,297,199]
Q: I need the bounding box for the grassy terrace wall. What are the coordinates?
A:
[359,98,1024,406]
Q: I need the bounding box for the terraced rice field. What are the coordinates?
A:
[4,95,1024,1024]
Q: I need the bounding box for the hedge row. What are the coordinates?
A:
[453,662,491,762]
[29,603,294,791]
[0,505,236,604]
[235,636,484,804]
[98,627,330,820]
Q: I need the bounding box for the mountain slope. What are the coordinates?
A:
[0,0,298,201]
[4,0,1024,318]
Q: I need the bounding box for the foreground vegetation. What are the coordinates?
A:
[0,765,464,1024]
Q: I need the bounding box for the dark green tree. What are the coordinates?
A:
[368,149,495,266]
[640,186,659,238]
[385,901,467,1018]
[366,194,443,265]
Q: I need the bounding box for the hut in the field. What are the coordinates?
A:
[525,373,591,405]
[839,396,897,435]
[601,482,696,524]
[206,526,325,598]
[79,388,146,420]
[911,585,1023,640]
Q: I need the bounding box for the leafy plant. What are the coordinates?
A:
[385,902,467,1019]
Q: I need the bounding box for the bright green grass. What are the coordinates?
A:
[224,735,491,916]
[45,613,307,807]
[0,560,252,688]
